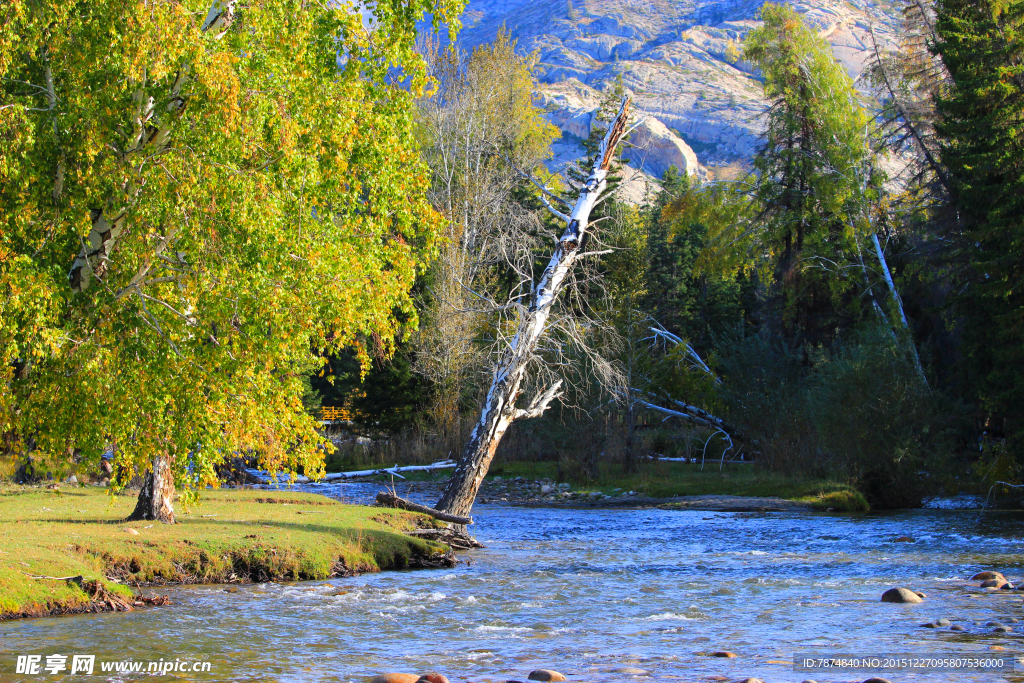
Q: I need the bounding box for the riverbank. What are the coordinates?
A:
[0,486,452,620]
[335,458,869,511]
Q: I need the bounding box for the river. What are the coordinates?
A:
[2,483,1022,682]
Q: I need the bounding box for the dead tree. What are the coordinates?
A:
[428,96,635,519]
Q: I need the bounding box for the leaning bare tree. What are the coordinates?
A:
[424,96,636,521]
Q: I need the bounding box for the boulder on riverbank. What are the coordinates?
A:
[881,587,923,603]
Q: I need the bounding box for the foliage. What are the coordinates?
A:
[933,0,1024,457]
[744,3,878,343]
[0,0,461,490]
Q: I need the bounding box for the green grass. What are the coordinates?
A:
[0,485,448,619]
[487,459,868,511]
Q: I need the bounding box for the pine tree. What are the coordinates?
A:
[744,3,877,345]
[933,0,1024,454]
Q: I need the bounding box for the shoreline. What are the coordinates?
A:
[0,486,453,622]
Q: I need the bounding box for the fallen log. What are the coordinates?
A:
[323,460,456,482]
[375,492,473,525]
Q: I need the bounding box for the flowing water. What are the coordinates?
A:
[3,483,1023,682]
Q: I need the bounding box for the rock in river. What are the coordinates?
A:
[528,671,566,682]
[861,679,893,683]
[612,668,648,675]
[369,675,420,683]
[971,571,1006,581]
[881,587,923,603]
[711,651,737,658]
[981,579,1012,589]
[934,618,951,627]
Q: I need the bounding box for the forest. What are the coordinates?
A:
[2,0,1023,517]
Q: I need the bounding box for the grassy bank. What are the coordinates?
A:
[488,460,868,511]
[321,456,870,512]
[0,486,450,620]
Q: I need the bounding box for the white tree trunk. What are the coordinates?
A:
[435,97,634,518]
[871,233,928,387]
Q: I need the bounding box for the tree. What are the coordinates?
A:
[0,0,461,521]
[430,97,635,522]
[744,3,876,344]
[933,0,1024,455]
[413,31,559,452]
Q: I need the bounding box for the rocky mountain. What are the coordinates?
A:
[455,0,903,185]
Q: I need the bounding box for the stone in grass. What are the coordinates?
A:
[971,571,1006,581]
[881,587,923,603]
[527,671,567,682]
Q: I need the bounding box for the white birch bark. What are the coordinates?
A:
[435,96,634,518]
[872,233,928,387]
[68,0,235,292]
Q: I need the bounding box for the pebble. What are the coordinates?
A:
[935,618,951,627]
[881,587,923,603]
[711,651,737,658]
[527,671,566,682]
[920,622,937,628]
[950,625,965,631]
[971,571,1006,581]
[368,675,420,683]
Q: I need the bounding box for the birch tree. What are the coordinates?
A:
[0,0,461,521]
[431,97,635,520]
[413,32,558,451]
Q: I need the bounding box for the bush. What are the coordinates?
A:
[807,326,954,508]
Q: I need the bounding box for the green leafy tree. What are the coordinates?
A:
[933,0,1024,455]
[744,3,877,344]
[0,0,462,521]
[644,168,747,350]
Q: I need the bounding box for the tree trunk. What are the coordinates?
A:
[435,96,633,518]
[128,453,176,524]
[871,233,928,388]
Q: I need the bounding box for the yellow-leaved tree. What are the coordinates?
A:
[0,0,463,521]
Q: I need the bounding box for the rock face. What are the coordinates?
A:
[454,0,902,185]
[881,587,923,604]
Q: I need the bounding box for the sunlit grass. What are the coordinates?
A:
[0,486,445,619]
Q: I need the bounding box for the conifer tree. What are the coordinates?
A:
[934,0,1024,454]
